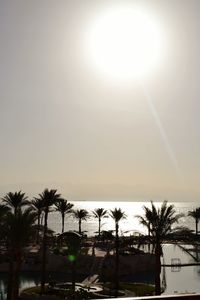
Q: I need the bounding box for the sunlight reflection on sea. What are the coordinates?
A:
[48,201,198,236]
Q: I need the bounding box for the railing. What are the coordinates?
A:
[96,294,200,300]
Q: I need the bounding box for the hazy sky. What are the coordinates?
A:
[0,0,200,201]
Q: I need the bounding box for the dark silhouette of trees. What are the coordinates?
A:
[30,198,44,244]
[55,199,74,233]
[58,231,81,294]
[93,208,108,236]
[73,209,89,234]
[0,203,11,219]
[36,189,62,294]
[110,208,126,297]
[4,208,37,300]
[2,191,28,216]
[0,204,11,244]
[138,200,181,295]
[0,188,196,298]
[188,208,200,236]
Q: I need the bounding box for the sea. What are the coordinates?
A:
[47,201,198,236]
[0,201,200,298]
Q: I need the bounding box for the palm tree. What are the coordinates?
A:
[37,189,62,293]
[139,205,153,252]
[4,208,37,300]
[30,198,45,243]
[73,209,89,234]
[138,200,181,295]
[188,208,200,236]
[55,199,74,233]
[2,191,28,215]
[93,208,108,236]
[110,208,126,297]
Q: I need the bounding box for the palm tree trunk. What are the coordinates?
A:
[41,210,48,294]
[148,223,151,252]
[72,260,76,295]
[115,222,119,297]
[7,249,14,300]
[98,218,101,236]
[155,243,162,295]
[12,249,22,300]
[79,219,81,234]
[62,213,65,234]
[41,212,44,226]
[37,214,40,244]
[196,219,198,236]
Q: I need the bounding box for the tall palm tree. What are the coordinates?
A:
[93,208,108,236]
[30,198,45,243]
[141,205,152,239]
[4,208,37,300]
[110,208,126,297]
[188,208,200,236]
[37,189,62,293]
[73,209,89,234]
[138,200,181,295]
[2,191,28,215]
[139,205,153,252]
[55,199,74,233]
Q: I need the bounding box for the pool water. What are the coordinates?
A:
[162,244,200,295]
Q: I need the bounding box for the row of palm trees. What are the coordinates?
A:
[0,189,200,299]
[0,190,109,299]
[18,192,200,240]
[64,206,200,238]
[31,199,124,238]
[31,199,200,240]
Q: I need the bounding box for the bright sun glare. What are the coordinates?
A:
[85,4,164,84]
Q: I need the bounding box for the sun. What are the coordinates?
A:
[85,4,164,84]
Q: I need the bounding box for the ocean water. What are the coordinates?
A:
[48,201,198,236]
